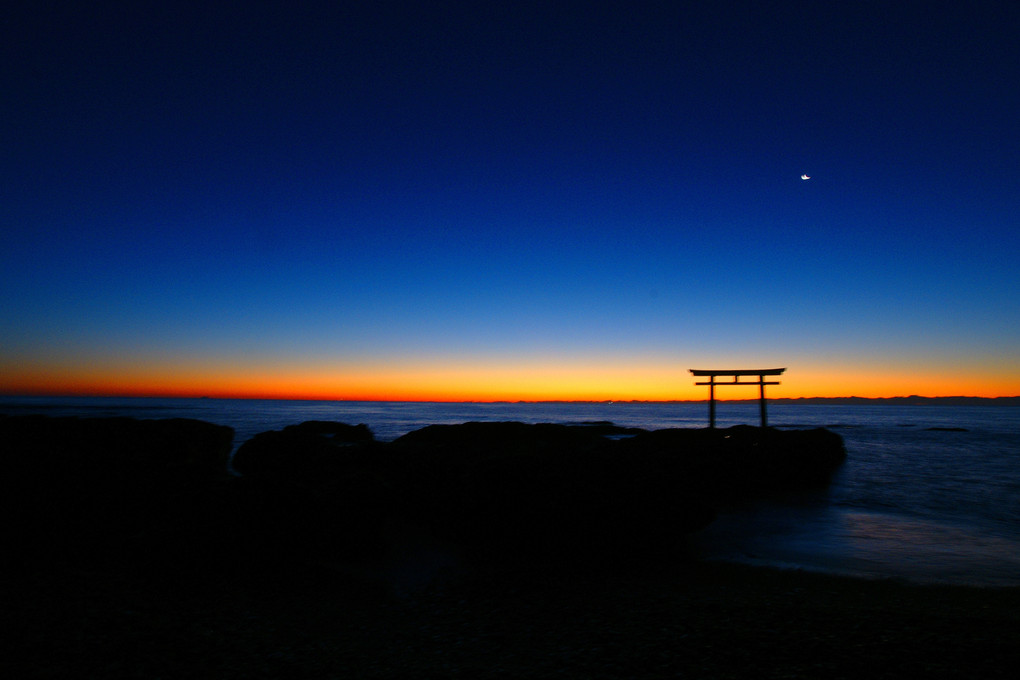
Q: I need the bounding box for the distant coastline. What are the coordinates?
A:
[720,396,1020,406]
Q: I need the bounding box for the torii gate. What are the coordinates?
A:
[690,368,786,428]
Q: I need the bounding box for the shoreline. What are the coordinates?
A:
[690,501,1020,590]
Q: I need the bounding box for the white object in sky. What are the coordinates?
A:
[801,174,811,180]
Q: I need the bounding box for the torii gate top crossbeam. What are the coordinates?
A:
[690,368,786,377]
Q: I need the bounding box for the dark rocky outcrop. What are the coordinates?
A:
[2,415,234,568]
[232,420,376,481]
[386,421,703,563]
[231,421,846,568]
[230,421,389,566]
[2,414,233,482]
[6,415,846,576]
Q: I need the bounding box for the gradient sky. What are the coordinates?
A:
[2,1,1018,401]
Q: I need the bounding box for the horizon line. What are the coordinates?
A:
[2,392,1019,404]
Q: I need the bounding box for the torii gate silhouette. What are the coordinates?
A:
[690,368,786,428]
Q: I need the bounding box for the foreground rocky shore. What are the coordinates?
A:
[5,415,1017,678]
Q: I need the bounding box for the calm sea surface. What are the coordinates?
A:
[3,396,1019,587]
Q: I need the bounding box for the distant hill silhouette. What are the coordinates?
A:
[762,396,1020,406]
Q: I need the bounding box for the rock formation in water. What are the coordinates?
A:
[6,416,846,573]
[232,420,846,566]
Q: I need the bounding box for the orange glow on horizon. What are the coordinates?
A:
[2,356,1017,401]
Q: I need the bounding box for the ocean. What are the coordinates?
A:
[3,396,1019,587]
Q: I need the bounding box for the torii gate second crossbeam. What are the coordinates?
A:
[690,368,786,428]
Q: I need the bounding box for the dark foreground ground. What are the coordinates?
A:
[4,416,1017,678]
[6,558,1019,679]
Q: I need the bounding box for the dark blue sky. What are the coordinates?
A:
[3,1,1018,399]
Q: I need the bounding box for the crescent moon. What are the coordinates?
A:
[801,174,811,180]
